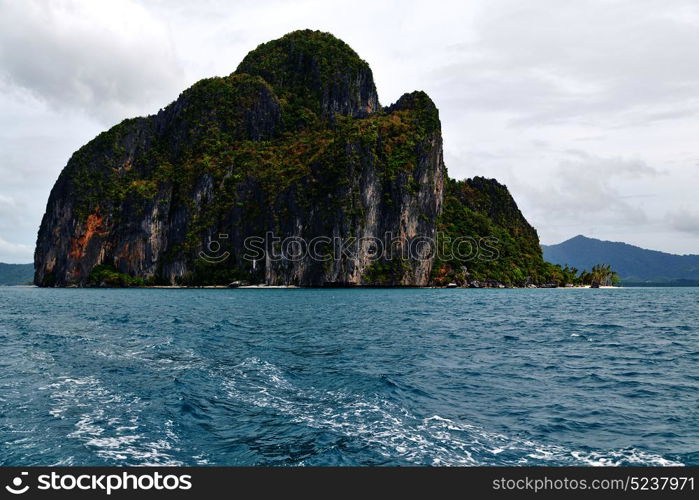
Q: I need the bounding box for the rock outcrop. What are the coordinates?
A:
[35,29,551,287]
[35,30,446,286]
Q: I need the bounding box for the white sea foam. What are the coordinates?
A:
[93,341,203,372]
[41,376,182,465]
[220,357,684,466]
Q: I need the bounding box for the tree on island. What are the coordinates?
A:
[579,264,619,286]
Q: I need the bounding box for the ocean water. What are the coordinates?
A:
[0,287,697,466]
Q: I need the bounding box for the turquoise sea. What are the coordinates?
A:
[0,287,697,466]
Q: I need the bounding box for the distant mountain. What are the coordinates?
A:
[542,235,699,284]
[0,263,34,285]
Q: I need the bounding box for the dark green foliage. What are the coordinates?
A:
[363,259,411,285]
[41,29,568,288]
[162,100,436,263]
[578,264,620,286]
[63,73,281,222]
[66,117,147,221]
[432,182,622,285]
[166,74,281,150]
[87,265,145,287]
[387,91,441,137]
[433,178,564,285]
[236,29,377,125]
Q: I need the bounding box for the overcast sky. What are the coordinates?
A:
[1,0,698,262]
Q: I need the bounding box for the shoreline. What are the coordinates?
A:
[147,285,300,289]
[3,284,621,289]
[145,285,621,290]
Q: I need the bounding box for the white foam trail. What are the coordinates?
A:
[41,376,182,465]
[220,357,683,466]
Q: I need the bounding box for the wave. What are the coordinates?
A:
[219,357,682,466]
[40,376,182,466]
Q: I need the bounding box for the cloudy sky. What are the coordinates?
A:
[1,0,698,262]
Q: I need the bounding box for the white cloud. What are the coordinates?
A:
[0,0,698,259]
[0,194,24,226]
[669,209,699,236]
[0,0,184,123]
[0,237,33,263]
[0,194,17,210]
[521,152,658,225]
[431,0,699,128]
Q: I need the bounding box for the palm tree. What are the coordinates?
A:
[588,264,617,286]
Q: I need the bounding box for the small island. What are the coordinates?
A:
[34,30,615,290]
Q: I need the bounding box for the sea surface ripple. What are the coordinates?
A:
[0,287,697,466]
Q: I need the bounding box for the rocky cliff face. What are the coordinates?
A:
[35,30,447,287]
[36,30,556,287]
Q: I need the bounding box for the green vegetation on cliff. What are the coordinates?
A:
[35,29,572,287]
[432,177,555,285]
[87,265,146,287]
[430,177,612,286]
[237,29,378,127]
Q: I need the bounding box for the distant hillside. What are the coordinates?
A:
[542,235,699,284]
[0,263,34,285]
